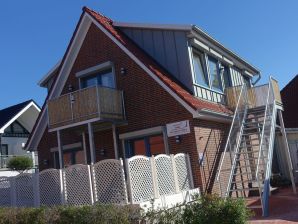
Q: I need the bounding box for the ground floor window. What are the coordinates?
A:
[0,144,8,168]
[54,148,85,168]
[125,134,165,158]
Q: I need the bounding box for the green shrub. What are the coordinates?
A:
[7,156,33,173]
[0,204,140,224]
[143,194,252,224]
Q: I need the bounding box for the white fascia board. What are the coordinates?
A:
[191,26,260,75]
[76,61,113,78]
[113,22,192,31]
[194,109,232,124]
[0,101,40,133]
[87,14,198,117]
[209,48,223,59]
[192,39,209,51]
[26,14,92,151]
[244,70,254,77]
[38,60,62,87]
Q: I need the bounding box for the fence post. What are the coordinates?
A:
[59,169,66,205]
[87,165,95,205]
[10,177,16,207]
[171,154,180,193]
[120,158,129,204]
[124,158,133,204]
[150,156,159,199]
[33,172,40,207]
[186,154,194,189]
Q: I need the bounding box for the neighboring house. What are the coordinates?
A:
[274,75,298,181]
[0,100,40,176]
[25,7,290,215]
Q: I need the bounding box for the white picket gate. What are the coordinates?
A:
[0,153,198,208]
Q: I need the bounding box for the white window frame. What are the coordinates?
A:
[76,61,116,89]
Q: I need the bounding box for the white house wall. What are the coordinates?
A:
[1,137,28,156]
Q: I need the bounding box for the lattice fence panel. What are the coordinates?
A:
[93,159,127,204]
[39,169,62,206]
[0,177,11,206]
[174,153,191,191]
[154,155,176,196]
[64,164,92,206]
[15,174,34,207]
[127,156,154,203]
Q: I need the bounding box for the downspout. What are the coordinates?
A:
[252,73,261,86]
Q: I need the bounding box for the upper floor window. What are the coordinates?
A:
[80,68,115,89]
[208,56,223,92]
[243,76,251,87]
[222,65,231,88]
[193,52,209,87]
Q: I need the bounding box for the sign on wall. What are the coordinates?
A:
[166,120,190,137]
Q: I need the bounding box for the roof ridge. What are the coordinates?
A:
[83,6,113,23]
[0,99,33,112]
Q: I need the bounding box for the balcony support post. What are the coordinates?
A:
[88,122,96,165]
[82,132,88,164]
[112,123,119,159]
[57,130,64,169]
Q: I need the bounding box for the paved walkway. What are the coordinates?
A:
[249,187,298,224]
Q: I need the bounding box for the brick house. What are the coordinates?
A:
[26,7,266,194]
[274,75,298,181]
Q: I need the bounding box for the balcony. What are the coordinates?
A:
[47,86,125,130]
[225,78,282,110]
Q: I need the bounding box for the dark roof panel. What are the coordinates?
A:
[0,100,34,129]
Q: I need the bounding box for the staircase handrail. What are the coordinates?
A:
[216,84,245,183]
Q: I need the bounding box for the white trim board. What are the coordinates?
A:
[26,14,92,151]
[0,101,41,134]
[38,60,62,87]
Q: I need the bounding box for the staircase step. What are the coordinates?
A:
[229,187,260,192]
[231,179,253,185]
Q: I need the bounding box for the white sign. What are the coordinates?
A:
[166,120,190,137]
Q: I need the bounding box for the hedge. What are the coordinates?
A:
[0,194,252,224]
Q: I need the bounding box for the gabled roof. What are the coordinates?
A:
[84,7,231,114]
[0,100,40,133]
[38,60,62,87]
[26,7,236,150]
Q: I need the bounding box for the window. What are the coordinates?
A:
[193,53,209,87]
[125,134,165,158]
[222,65,231,88]
[0,144,8,169]
[53,148,85,169]
[3,121,29,137]
[81,68,115,89]
[208,57,222,92]
[243,76,251,87]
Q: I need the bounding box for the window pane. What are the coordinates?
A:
[222,66,231,88]
[208,57,222,91]
[81,76,97,88]
[100,70,115,88]
[149,135,165,156]
[13,122,25,133]
[193,53,209,87]
[243,76,251,87]
[133,139,147,156]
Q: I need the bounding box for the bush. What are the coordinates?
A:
[0,195,252,224]
[143,194,252,224]
[0,204,141,224]
[7,156,33,173]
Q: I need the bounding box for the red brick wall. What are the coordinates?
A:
[281,75,298,128]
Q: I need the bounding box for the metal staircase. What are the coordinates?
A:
[216,77,295,216]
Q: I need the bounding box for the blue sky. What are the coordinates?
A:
[0,0,297,109]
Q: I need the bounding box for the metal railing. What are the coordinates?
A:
[216,84,248,197]
[47,85,125,129]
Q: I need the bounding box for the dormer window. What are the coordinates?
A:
[208,56,223,92]
[193,52,209,87]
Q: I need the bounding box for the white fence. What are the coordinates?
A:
[0,153,198,208]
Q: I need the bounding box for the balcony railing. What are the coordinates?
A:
[225,80,282,110]
[47,86,125,130]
